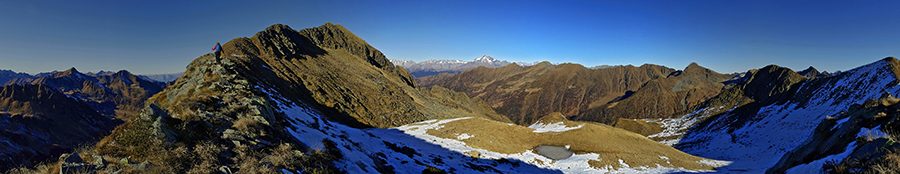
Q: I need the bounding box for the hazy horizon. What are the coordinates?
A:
[2,1,899,74]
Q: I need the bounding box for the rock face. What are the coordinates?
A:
[0,84,120,171]
[419,62,732,125]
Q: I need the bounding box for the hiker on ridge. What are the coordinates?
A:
[213,42,223,58]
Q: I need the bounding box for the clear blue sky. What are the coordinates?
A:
[1,0,899,74]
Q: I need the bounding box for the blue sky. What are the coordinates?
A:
[1,0,899,74]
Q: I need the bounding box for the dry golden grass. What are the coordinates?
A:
[420,113,720,170]
[232,116,261,132]
[613,118,664,136]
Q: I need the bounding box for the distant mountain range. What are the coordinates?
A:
[0,67,168,171]
[390,55,539,77]
[0,69,183,85]
[137,72,184,82]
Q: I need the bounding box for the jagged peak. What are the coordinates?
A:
[685,62,701,69]
[54,67,83,78]
[64,67,79,74]
[682,62,718,75]
[113,70,134,77]
[262,23,295,33]
[797,66,821,77]
[803,66,817,71]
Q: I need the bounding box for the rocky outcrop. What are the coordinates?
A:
[59,152,106,174]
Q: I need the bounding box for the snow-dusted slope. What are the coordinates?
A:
[669,59,900,173]
[264,88,728,173]
[274,96,558,173]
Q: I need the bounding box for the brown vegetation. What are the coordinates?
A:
[419,62,732,125]
[416,112,723,171]
[215,22,510,128]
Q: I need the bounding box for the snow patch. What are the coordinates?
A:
[527,121,584,133]
[832,116,850,130]
[675,59,900,173]
[455,133,474,140]
[647,108,711,146]
[858,125,889,140]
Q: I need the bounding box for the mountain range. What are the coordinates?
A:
[4,22,900,174]
[390,55,538,78]
[418,62,735,125]
[137,72,184,82]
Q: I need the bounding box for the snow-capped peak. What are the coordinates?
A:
[474,55,498,63]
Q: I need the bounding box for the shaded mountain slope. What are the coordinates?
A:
[0,84,120,171]
[420,61,732,125]
[768,92,900,173]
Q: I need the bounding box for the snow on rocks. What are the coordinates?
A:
[785,141,858,174]
[673,59,900,173]
[857,125,889,140]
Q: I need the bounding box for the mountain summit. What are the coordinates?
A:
[474,55,498,63]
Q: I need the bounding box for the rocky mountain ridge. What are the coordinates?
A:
[137,72,184,82]
[419,61,734,125]
[0,69,32,85]
[623,57,900,173]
